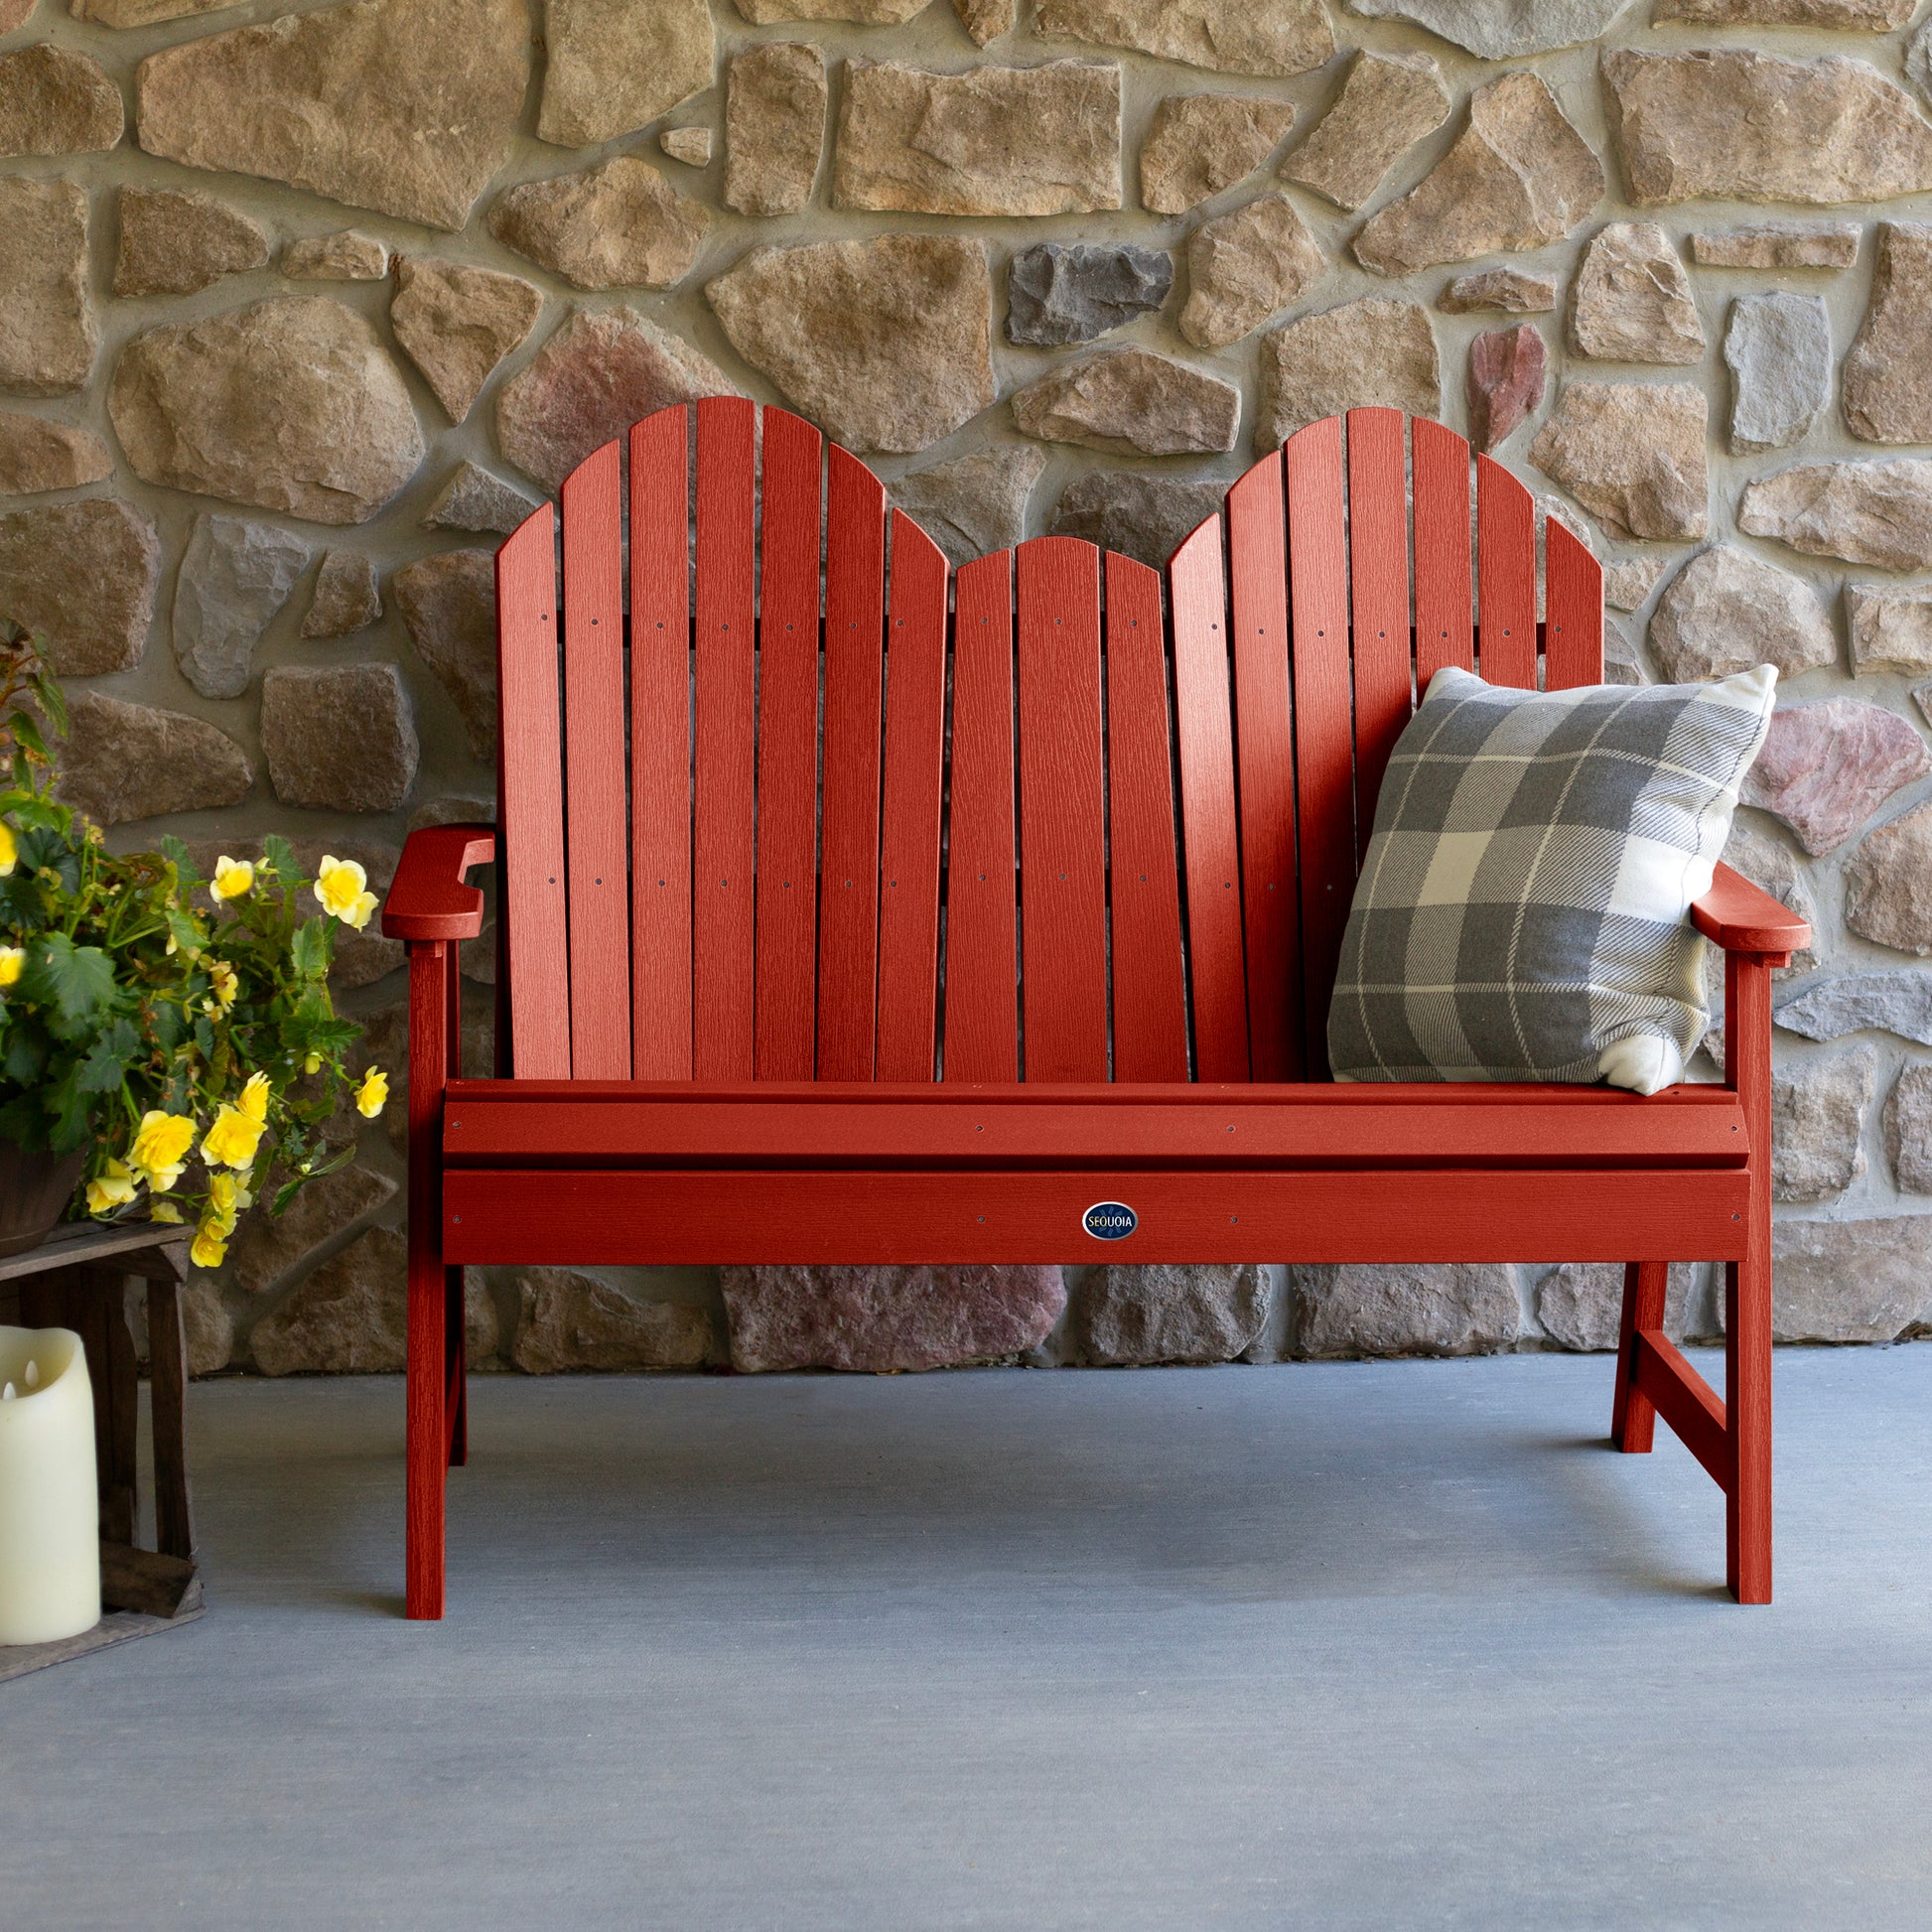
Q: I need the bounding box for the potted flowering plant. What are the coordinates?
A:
[0,624,387,1262]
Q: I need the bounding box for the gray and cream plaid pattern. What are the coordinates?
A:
[1328,664,1777,1095]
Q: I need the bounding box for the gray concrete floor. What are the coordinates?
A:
[4,1350,1931,1931]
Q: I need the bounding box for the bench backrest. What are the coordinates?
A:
[491,400,1603,1086]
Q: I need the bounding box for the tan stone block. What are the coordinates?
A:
[489,157,710,292]
[389,257,542,427]
[1035,0,1331,77]
[1013,346,1239,457]
[707,237,991,456]
[1528,381,1708,542]
[0,45,123,156]
[724,43,825,216]
[55,691,252,827]
[110,297,424,524]
[0,497,159,676]
[0,177,94,396]
[1140,91,1296,215]
[262,664,419,813]
[1257,297,1439,449]
[540,0,712,148]
[135,0,527,231]
[392,549,495,762]
[835,59,1120,216]
[1179,194,1327,349]
[114,187,267,299]
[1280,50,1448,212]
[1353,72,1602,277]
[1605,49,1932,207]
[0,412,111,495]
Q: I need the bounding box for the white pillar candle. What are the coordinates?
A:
[0,1325,99,1646]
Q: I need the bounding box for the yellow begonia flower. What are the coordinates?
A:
[315,856,378,930]
[205,1171,240,1228]
[149,1201,184,1225]
[202,1104,266,1171]
[189,1225,227,1270]
[204,960,238,1015]
[0,944,23,989]
[304,1051,322,1075]
[85,1160,139,1216]
[130,1110,196,1191]
[210,856,254,902]
[0,818,14,877]
[237,1069,271,1124]
[355,1067,389,1119]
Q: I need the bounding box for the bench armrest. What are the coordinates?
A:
[1690,861,1810,957]
[381,824,494,942]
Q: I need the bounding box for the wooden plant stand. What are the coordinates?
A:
[0,1220,204,1681]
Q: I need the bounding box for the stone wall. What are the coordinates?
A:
[4,0,1932,1377]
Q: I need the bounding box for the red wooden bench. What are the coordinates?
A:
[384,402,1808,1619]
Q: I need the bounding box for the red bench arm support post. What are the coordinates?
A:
[1612,861,1808,1603]
[382,826,493,1621]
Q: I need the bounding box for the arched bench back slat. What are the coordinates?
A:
[943,550,1019,1082]
[559,441,630,1079]
[494,503,569,1081]
[1016,537,1108,1082]
[1285,416,1354,1081]
[753,406,824,1082]
[877,512,949,1083]
[1226,446,1298,1082]
[1347,407,1414,870]
[491,405,1603,1087]
[818,445,888,1082]
[626,405,694,1080]
[1169,511,1249,1083]
[1103,551,1188,1084]
[692,397,758,1082]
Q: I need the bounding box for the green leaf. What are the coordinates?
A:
[37,1062,92,1151]
[74,1016,140,1093]
[6,712,46,763]
[161,835,205,893]
[261,833,297,883]
[290,916,332,981]
[29,673,67,741]
[165,909,204,958]
[21,932,122,1039]
[2,1023,47,1085]
[9,793,68,833]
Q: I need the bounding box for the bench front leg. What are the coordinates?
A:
[405,936,453,1621]
[1609,862,1801,1603]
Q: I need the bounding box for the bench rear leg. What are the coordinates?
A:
[1610,1261,1667,1452]
[1726,1252,1772,1604]
[1725,947,1775,1605]
[445,1262,468,1468]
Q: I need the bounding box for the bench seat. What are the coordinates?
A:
[437,1082,1751,1266]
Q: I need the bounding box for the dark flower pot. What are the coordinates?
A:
[0,1140,88,1259]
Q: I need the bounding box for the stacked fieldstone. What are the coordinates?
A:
[1,0,1930,1374]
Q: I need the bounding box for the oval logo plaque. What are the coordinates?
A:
[1082,1200,1138,1241]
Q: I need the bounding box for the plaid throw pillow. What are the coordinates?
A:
[1328,664,1777,1096]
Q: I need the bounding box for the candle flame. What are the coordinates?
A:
[1,1383,12,1401]
[23,1360,37,1389]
